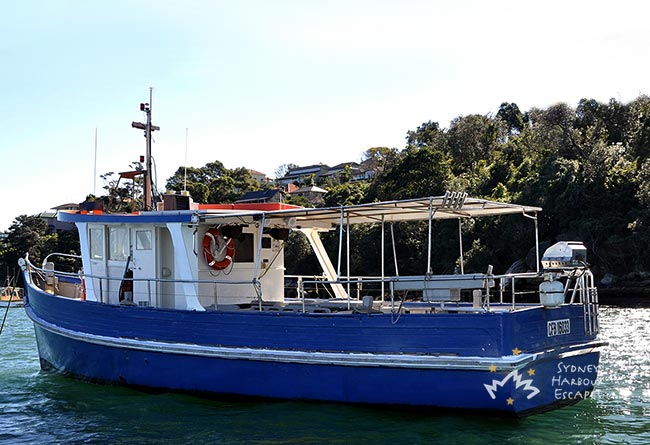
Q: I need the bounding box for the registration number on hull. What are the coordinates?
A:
[547,319,571,337]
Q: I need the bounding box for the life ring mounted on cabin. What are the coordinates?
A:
[202,228,236,270]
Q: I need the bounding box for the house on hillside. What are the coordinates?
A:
[288,185,328,204]
[248,169,268,183]
[277,164,329,186]
[320,162,373,182]
[40,203,79,232]
[277,162,375,187]
[235,189,282,204]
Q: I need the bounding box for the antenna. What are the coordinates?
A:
[93,127,98,196]
[184,127,188,193]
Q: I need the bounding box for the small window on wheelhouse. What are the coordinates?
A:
[108,227,128,261]
[89,228,104,260]
[136,230,152,250]
[234,233,254,263]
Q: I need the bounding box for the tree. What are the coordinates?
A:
[0,215,54,283]
[360,147,398,175]
[497,102,526,134]
[526,103,581,159]
[637,158,650,207]
[99,164,146,213]
[165,161,263,204]
[576,98,629,147]
[323,182,369,207]
[166,166,210,202]
[274,163,298,179]
[366,147,453,201]
[446,114,507,170]
[627,95,650,161]
[406,121,445,150]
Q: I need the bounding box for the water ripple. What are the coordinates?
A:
[1,307,649,444]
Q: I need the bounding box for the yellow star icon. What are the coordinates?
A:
[506,397,514,405]
[489,364,497,372]
[512,347,522,356]
[527,368,535,376]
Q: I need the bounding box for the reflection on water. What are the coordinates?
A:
[1,307,649,444]
[591,307,650,445]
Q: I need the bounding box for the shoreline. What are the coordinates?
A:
[598,287,650,308]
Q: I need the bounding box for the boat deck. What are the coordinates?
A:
[208,298,539,315]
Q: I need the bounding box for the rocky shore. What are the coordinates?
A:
[598,272,650,307]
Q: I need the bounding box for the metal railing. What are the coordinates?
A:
[22,256,600,330]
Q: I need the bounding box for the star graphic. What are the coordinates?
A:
[512,347,522,356]
[489,364,497,373]
[527,368,535,376]
[506,397,514,405]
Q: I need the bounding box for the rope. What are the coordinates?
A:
[0,275,18,336]
[0,297,11,336]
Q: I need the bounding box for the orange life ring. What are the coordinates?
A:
[202,228,235,270]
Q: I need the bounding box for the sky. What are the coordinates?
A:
[1,0,649,231]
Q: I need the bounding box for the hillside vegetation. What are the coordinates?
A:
[3,97,650,287]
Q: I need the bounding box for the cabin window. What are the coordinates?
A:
[136,230,152,250]
[108,227,128,261]
[234,233,254,263]
[89,228,104,260]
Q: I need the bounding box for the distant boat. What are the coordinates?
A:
[0,286,24,308]
[19,99,605,417]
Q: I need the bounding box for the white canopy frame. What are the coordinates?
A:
[197,194,542,301]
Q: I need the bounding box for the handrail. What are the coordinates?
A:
[42,252,82,269]
[28,256,540,294]
[24,257,253,286]
[22,255,599,323]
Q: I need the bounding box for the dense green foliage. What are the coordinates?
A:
[0,216,80,284]
[166,161,267,203]
[2,96,649,285]
[321,96,650,280]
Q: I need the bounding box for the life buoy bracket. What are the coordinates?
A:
[202,228,235,270]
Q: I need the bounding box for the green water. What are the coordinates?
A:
[1,307,648,444]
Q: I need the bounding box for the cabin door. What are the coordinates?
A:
[130,228,157,306]
[157,227,175,309]
[88,226,108,302]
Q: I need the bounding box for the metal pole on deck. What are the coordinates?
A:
[337,208,344,279]
[145,88,153,210]
[427,197,433,274]
[254,214,266,309]
[534,214,540,273]
[381,216,385,303]
[458,218,464,275]
[131,87,160,211]
[523,211,540,273]
[390,223,399,276]
[346,213,350,298]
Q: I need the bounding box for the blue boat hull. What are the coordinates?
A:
[25,285,603,416]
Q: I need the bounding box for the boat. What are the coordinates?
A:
[19,100,605,417]
[1,278,24,308]
[0,289,23,307]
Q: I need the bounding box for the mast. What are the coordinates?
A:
[131,87,160,210]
